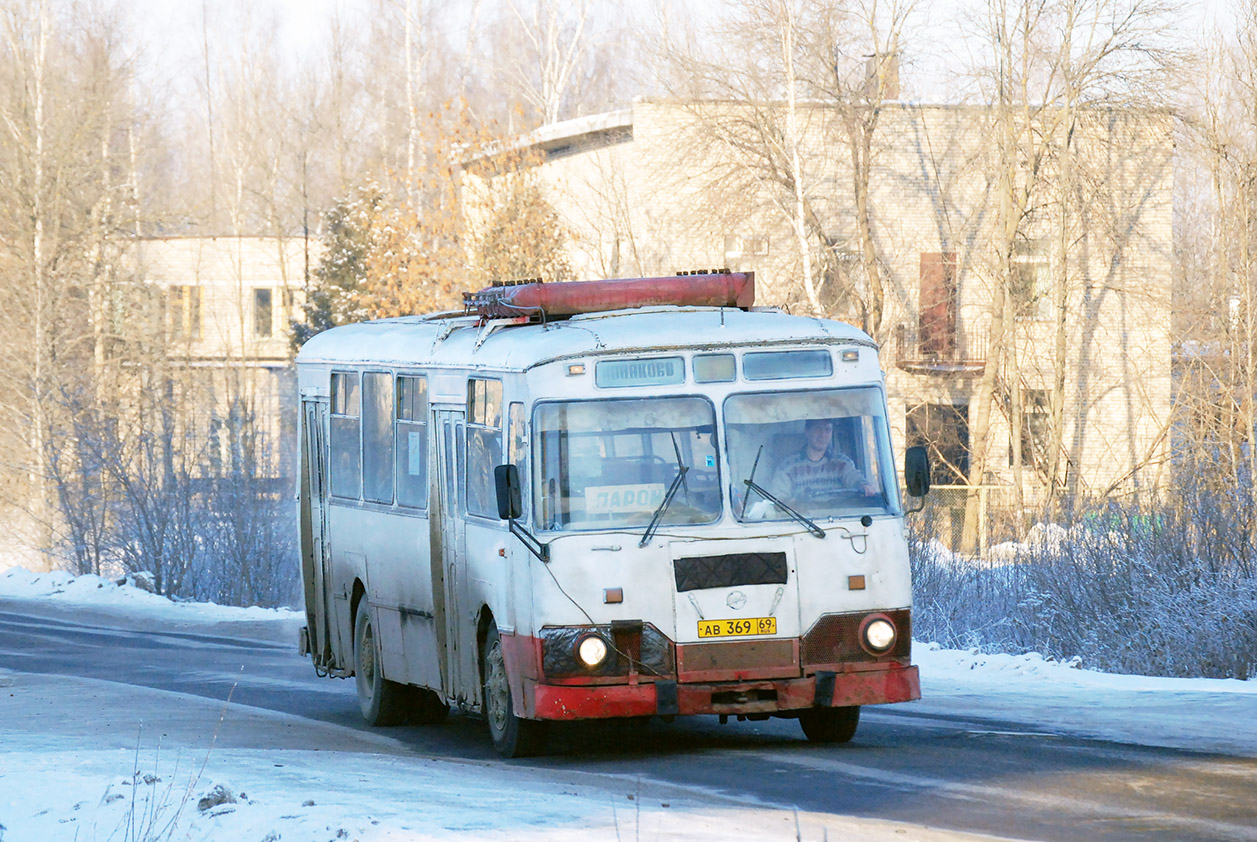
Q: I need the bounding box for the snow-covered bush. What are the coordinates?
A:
[46,379,299,610]
[910,493,1257,680]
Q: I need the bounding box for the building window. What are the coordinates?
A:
[254,288,274,338]
[723,234,769,259]
[1012,389,1052,472]
[466,378,503,518]
[330,371,361,499]
[1011,240,1051,319]
[906,402,970,484]
[167,285,201,341]
[821,239,864,325]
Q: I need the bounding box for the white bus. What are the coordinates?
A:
[296,272,928,757]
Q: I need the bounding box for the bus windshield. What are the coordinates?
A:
[725,387,897,522]
[534,397,721,531]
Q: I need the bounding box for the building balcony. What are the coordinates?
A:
[893,324,987,376]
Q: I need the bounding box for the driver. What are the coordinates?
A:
[771,418,876,503]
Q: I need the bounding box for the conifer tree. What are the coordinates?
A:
[290,186,381,351]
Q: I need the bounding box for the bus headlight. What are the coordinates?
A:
[576,634,609,667]
[861,616,896,654]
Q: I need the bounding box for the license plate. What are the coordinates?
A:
[697,617,777,638]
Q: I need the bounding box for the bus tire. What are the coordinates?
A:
[799,705,860,743]
[353,604,408,726]
[482,623,547,758]
[410,687,450,725]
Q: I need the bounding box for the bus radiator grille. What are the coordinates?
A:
[673,552,788,592]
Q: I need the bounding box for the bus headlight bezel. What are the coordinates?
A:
[859,614,897,656]
[575,634,610,668]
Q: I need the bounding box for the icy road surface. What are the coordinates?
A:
[1,566,1256,842]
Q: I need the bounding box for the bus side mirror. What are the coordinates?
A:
[494,464,523,520]
[904,446,931,498]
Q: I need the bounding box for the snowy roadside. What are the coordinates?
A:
[2,564,1256,840]
[0,566,305,645]
[911,644,1257,759]
[1,668,1011,842]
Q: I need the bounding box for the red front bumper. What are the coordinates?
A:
[528,663,920,721]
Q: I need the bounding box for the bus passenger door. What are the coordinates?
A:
[300,398,338,670]
[434,409,473,706]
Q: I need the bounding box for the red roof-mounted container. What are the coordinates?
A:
[465,271,755,321]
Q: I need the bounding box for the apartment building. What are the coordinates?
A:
[129,235,315,477]
[465,99,1174,503]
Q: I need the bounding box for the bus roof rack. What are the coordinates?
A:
[463,271,755,322]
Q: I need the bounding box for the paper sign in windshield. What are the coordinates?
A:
[585,484,666,514]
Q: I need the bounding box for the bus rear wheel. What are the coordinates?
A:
[482,623,547,758]
[354,604,408,726]
[799,705,860,743]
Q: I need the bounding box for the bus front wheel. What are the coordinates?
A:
[482,623,548,758]
[354,604,408,726]
[798,705,860,743]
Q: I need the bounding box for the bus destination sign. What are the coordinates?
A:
[595,356,685,388]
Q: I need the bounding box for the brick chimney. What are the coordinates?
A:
[864,53,900,101]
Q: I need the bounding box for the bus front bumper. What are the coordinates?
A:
[527,663,920,721]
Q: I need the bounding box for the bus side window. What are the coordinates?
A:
[362,372,394,504]
[396,375,429,508]
[508,401,527,520]
[466,378,503,518]
[329,370,361,500]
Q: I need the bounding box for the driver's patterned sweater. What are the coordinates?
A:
[771,451,866,501]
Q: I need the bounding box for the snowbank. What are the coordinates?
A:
[912,642,1257,757]
[0,565,300,625]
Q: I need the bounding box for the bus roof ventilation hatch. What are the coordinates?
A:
[463,271,755,323]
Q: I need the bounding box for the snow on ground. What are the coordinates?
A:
[2,564,1255,841]
[0,566,302,625]
[0,740,1008,842]
[913,644,1257,759]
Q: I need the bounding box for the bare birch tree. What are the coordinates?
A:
[1178,3,1257,546]
[658,0,912,328]
[500,0,590,126]
[959,0,1181,549]
[0,0,145,560]
[801,0,912,340]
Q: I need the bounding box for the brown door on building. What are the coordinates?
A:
[919,253,957,356]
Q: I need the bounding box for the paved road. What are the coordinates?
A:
[2,601,1255,842]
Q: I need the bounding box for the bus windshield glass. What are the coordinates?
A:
[725,387,897,522]
[534,397,721,531]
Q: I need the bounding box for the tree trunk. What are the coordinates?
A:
[780,3,821,316]
[1047,21,1076,516]
[30,0,51,561]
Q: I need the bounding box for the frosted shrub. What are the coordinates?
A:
[909,494,1257,680]
[48,385,300,610]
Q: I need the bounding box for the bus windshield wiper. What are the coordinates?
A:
[639,464,689,547]
[742,478,826,539]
